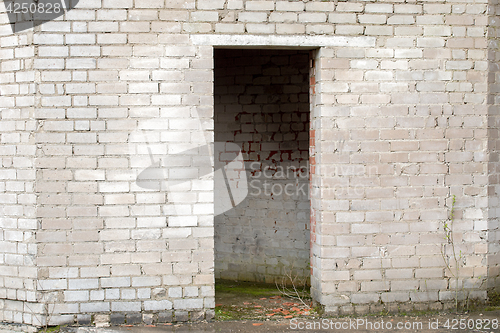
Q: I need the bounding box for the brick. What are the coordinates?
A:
[197,0,225,9]
[246,1,274,11]
[144,300,173,311]
[238,12,267,22]
[351,293,380,304]
[101,277,130,288]
[245,24,276,34]
[358,14,387,24]
[215,24,245,33]
[34,34,64,45]
[134,0,164,8]
[299,13,327,23]
[424,4,451,14]
[446,61,473,70]
[81,303,110,312]
[336,2,363,12]
[112,302,141,312]
[381,293,410,303]
[417,38,445,48]
[365,71,393,81]
[69,279,99,290]
[424,26,451,37]
[269,12,297,23]
[191,12,219,22]
[395,49,423,59]
[173,299,204,309]
[335,25,364,35]
[132,276,161,287]
[64,291,89,302]
[410,292,439,303]
[361,281,390,292]
[328,13,356,24]
[34,59,65,70]
[365,3,393,13]
[275,1,303,11]
[386,269,413,279]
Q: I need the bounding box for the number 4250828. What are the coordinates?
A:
[5,1,63,14]
[443,318,498,330]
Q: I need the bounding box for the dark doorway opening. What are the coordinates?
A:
[214,49,311,288]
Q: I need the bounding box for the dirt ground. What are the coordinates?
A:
[213,280,317,322]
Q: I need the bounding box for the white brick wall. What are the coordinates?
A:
[0,0,498,326]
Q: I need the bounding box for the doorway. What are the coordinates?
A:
[213,49,311,286]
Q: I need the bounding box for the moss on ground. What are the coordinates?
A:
[215,280,283,297]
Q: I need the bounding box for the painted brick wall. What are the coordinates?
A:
[0,0,498,327]
[214,49,310,284]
